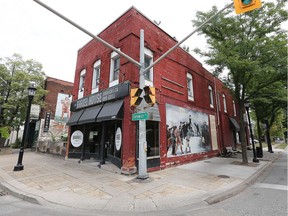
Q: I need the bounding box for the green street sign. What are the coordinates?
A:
[132,112,148,121]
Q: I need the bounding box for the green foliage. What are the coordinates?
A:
[0,126,10,139]
[192,1,287,101]
[0,54,48,130]
[10,138,21,149]
[61,133,68,141]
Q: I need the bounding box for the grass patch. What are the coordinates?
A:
[276,142,288,149]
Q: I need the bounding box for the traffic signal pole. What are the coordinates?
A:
[138,30,148,179]
[34,0,235,179]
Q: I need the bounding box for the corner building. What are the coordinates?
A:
[66,7,240,174]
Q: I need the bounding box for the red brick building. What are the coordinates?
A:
[39,77,73,120]
[66,7,240,174]
[36,77,73,154]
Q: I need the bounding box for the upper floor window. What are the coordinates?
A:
[144,47,153,86]
[187,73,194,101]
[144,56,152,80]
[92,60,101,94]
[109,51,120,87]
[233,100,236,116]
[223,94,227,113]
[208,85,214,108]
[78,69,86,99]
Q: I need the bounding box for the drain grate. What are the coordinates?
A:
[217,175,230,179]
[0,191,8,196]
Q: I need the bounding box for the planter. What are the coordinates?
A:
[0,147,13,155]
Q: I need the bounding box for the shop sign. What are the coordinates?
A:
[71,81,129,111]
[43,112,51,132]
[71,130,83,147]
[115,127,122,151]
[132,112,148,121]
[30,104,40,120]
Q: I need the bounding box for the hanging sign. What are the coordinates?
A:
[71,130,83,147]
[115,127,122,151]
[43,112,51,132]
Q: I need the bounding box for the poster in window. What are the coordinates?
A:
[166,104,211,157]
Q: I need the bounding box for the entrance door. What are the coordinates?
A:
[105,121,122,168]
[86,124,101,159]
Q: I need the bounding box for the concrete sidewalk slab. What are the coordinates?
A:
[0,148,283,213]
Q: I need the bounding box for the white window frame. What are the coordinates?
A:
[78,69,86,99]
[208,85,214,108]
[187,73,194,101]
[109,51,120,87]
[92,60,101,94]
[223,94,227,113]
[144,47,153,86]
[233,100,236,116]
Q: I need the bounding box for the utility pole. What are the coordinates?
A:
[137,30,148,179]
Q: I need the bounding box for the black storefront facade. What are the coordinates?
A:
[66,82,129,168]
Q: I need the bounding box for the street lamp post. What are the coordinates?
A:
[14,84,37,171]
[244,102,259,163]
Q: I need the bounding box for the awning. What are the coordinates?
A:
[229,117,240,131]
[77,104,103,125]
[66,109,85,126]
[97,100,124,122]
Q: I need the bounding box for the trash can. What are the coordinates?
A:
[256,147,263,158]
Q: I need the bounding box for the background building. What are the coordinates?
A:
[37,77,73,155]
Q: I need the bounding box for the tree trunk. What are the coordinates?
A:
[256,113,263,152]
[265,119,274,153]
[239,105,248,164]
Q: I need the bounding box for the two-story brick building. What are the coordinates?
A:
[66,7,240,174]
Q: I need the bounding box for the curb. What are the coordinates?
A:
[0,181,41,205]
[204,151,282,204]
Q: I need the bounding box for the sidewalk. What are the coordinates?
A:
[0,147,283,214]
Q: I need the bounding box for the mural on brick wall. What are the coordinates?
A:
[166,104,211,157]
[54,93,72,123]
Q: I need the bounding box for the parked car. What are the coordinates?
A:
[249,138,259,144]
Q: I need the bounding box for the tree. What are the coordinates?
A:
[0,54,48,143]
[192,1,287,164]
[252,81,287,153]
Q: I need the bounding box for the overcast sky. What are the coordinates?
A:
[0,1,266,82]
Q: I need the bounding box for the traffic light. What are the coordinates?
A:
[130,88,143,107]
[233,0,262,14]
[143,86,156,106]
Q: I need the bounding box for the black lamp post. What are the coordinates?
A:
[14,84,37,171]
[244,102,259,163]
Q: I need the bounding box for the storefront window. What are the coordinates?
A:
[146,121,159,157]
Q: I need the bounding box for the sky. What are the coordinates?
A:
[0,1,267,83]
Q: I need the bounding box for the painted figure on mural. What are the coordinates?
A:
[174,125,184,155]
[166,125,173,152]
[166,104,211,156]
[61,96,71,121]
[201,121,210,149]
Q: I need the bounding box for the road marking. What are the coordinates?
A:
[253,183,288,191]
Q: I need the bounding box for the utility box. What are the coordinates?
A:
[256,147,263,158]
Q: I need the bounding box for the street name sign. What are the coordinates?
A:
[132,112,148,121]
